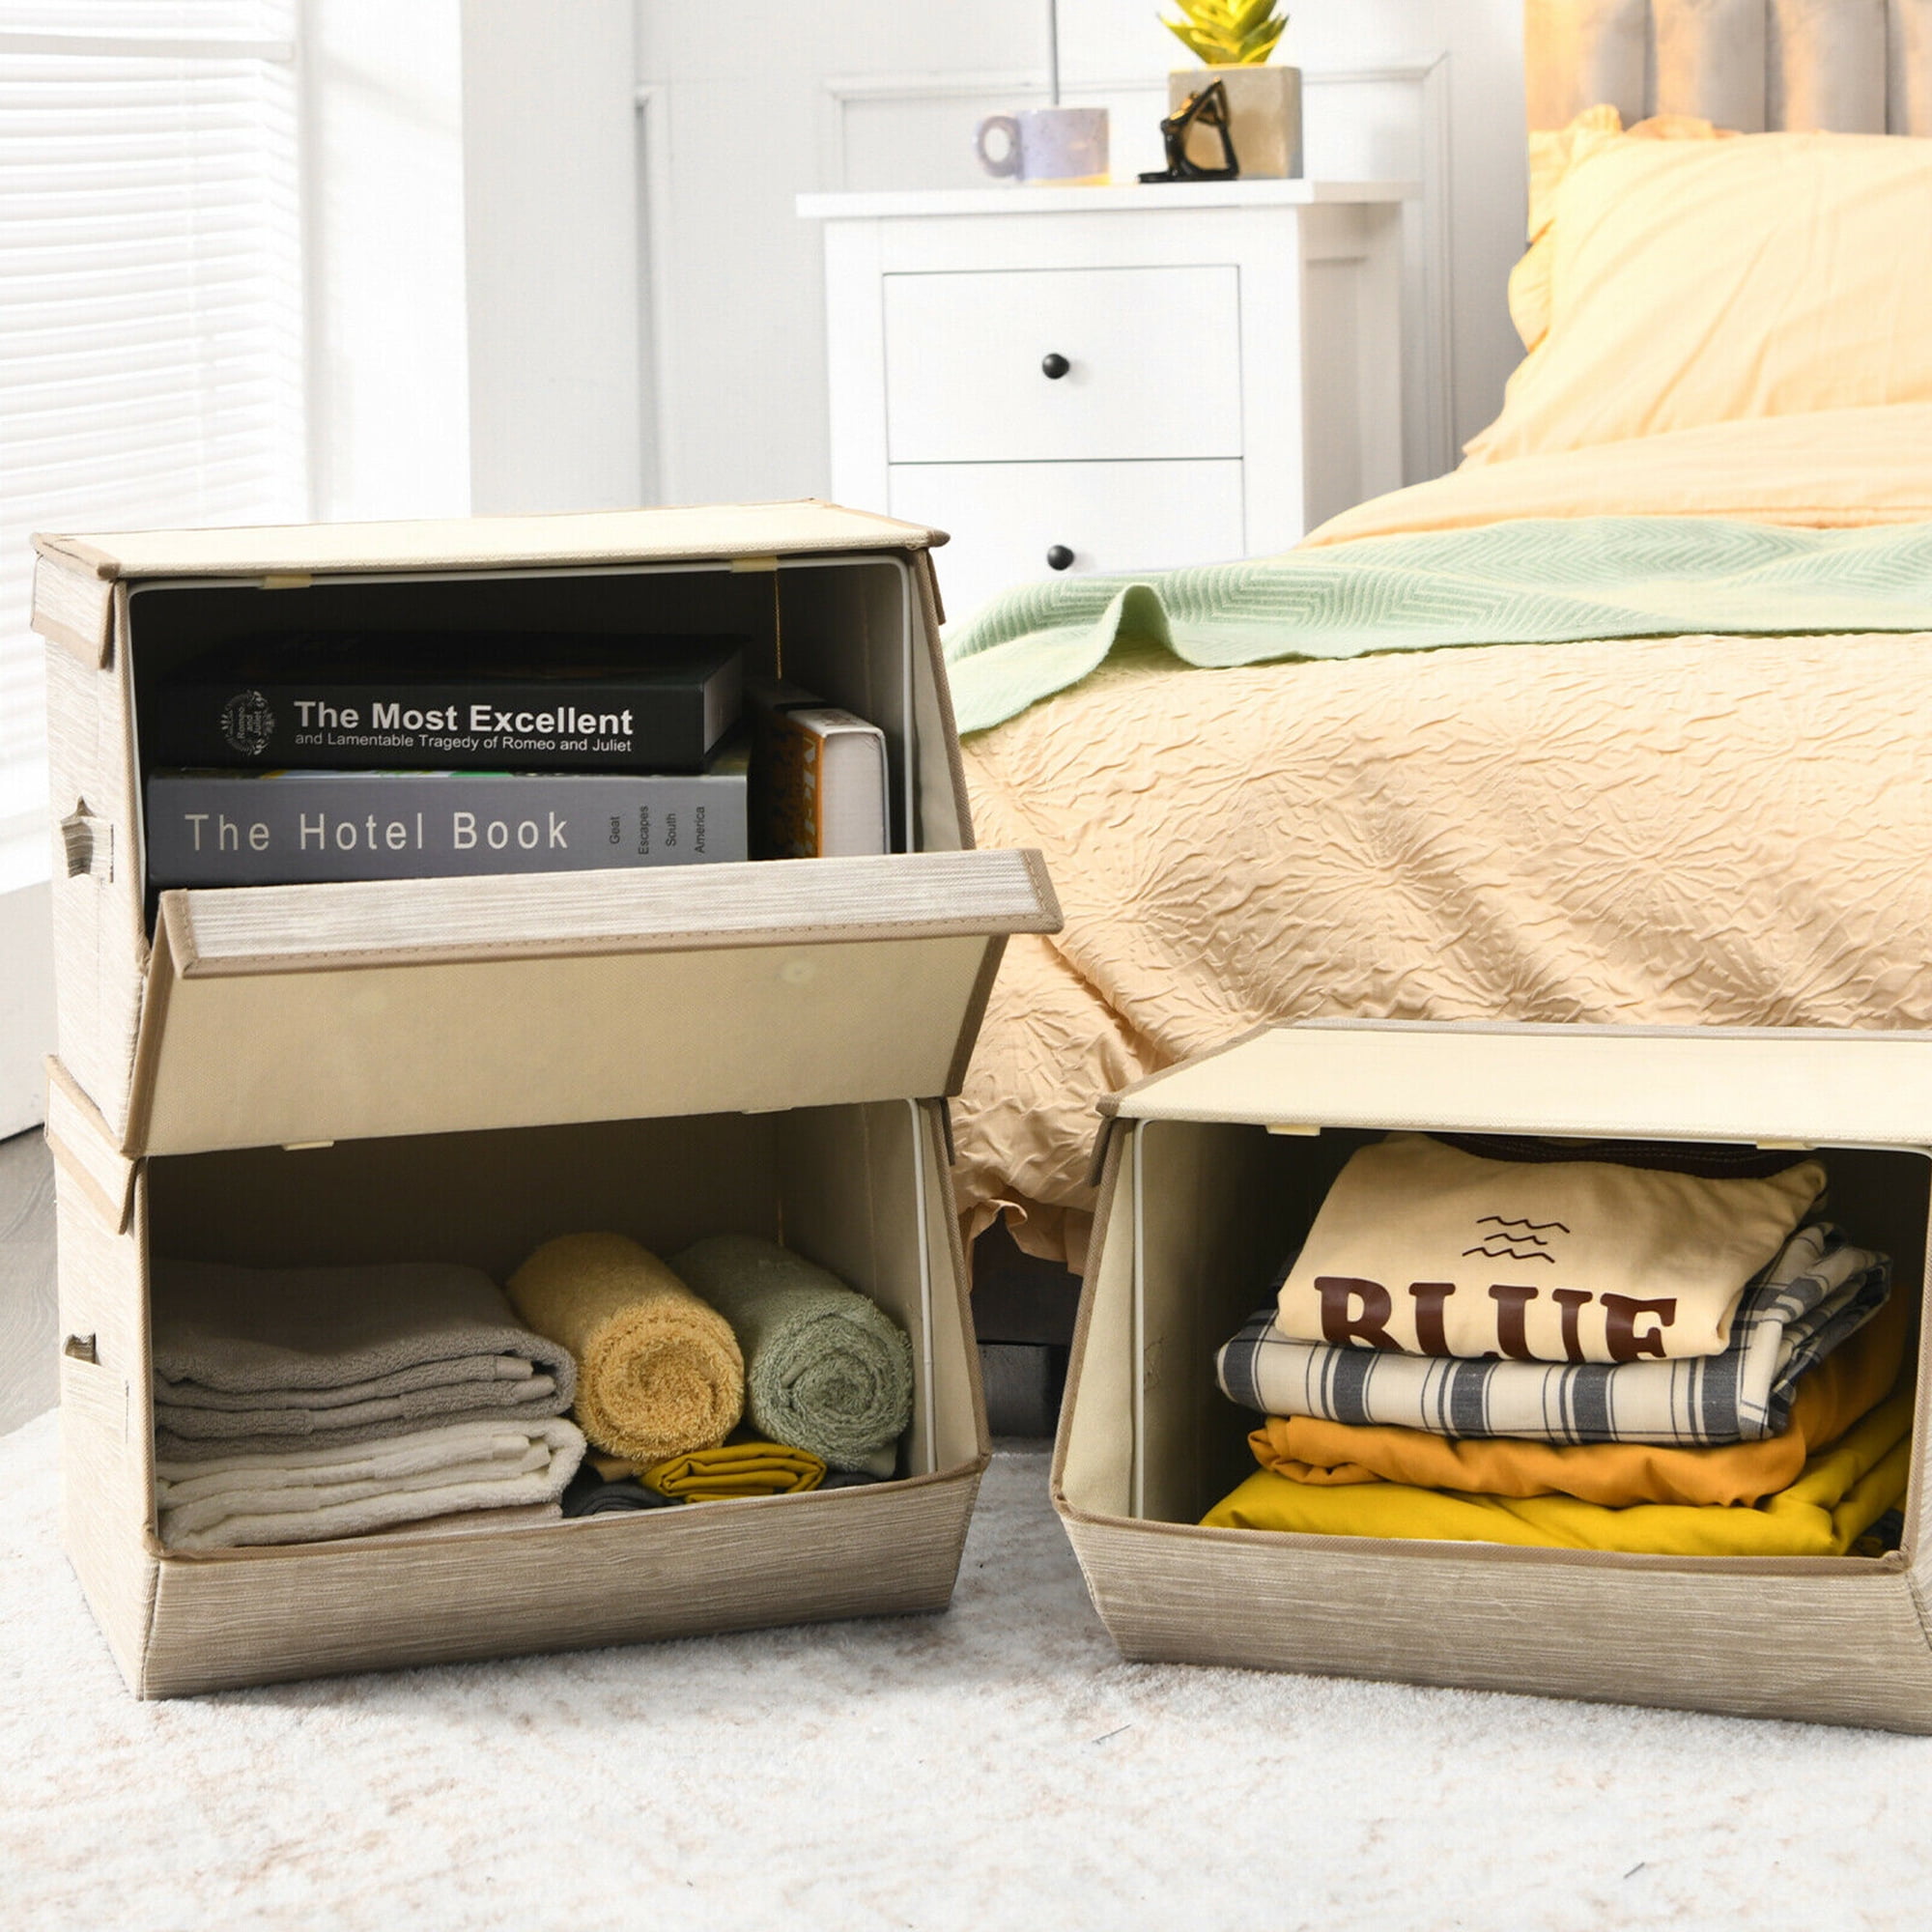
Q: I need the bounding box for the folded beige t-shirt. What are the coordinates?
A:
[1276,1134,1826,1363]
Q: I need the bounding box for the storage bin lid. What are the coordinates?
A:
[31,500,947,665]
[1102,1018,1932,1147]
[111,848,1057,1158]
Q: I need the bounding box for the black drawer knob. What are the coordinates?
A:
[1040,353,1070,380]
[1046,545,1074,571]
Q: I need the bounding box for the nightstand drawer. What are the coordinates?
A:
[889,459,1244,619]
[883,267,1242,465]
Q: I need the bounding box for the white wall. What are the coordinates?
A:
[0,882,51,1141]
[1065,2,1528,440]
[0,825,51,1140]
[636,0,1527,508]
[5,2,1526,1136]
[305,0,643,521]
[303,0,473,521]
[636,2,1050,505]
[461,0,643,515]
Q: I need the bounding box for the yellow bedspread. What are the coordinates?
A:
[953,411,1932,1266]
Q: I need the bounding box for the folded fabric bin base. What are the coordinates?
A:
[134,1470,979,1693]
[1057,1513,1932,1732]
[51,1082,993,1697]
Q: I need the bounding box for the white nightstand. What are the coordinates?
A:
[798,180,1412,621]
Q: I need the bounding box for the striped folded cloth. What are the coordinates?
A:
[1216,1224,1890,1446]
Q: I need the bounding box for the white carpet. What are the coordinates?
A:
[3,1410,1928,1931]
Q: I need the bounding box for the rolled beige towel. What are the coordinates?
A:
[507,1234,744,1463]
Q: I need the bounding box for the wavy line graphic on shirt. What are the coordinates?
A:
[1475,1216,1570,1236]
[1460,1238,1559,1264]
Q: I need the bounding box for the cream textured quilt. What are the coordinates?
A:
[952,411,1932,1267]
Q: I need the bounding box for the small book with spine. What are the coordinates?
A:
[144,632,745,774]
[746,679,891,860]
[145,739,749,887]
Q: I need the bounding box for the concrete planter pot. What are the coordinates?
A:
[1168,63,1303,179]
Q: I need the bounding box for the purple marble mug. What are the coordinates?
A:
[974,106,1110,185]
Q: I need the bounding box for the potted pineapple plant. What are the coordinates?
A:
[1162,1,1301,179]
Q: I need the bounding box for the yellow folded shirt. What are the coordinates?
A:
[638,1440,826,1501]
[1202,1388,1913,1558]
[1249,1282,1912,1508]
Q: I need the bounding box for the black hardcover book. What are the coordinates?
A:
[143,631,745,774]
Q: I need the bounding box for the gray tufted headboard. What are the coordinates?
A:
[1525,0,1932,134]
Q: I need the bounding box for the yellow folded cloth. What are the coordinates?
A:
[638,1439,827,1501]
[507,1234,744,1464]
[1249,1280,1913,1508]
[1202,1387,1913,1557]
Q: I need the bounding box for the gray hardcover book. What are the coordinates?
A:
[146,748,748,886]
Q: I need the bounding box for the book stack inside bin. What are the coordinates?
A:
[143,622,893,890]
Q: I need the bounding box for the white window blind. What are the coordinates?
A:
[0,2,305,890]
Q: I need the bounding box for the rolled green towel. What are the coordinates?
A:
[669,1235,914,1477]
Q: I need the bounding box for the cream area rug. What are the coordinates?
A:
[2,1412,1928,1931]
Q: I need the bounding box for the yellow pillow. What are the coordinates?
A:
[1510,107,1731,354]
[1468,128,1932,466]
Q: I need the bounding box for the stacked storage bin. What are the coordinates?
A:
[33,500,1060,1696]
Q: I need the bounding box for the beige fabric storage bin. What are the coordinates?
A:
[31,499,977,1142]
[1055,1020,1932,1732]
[31,501,1063,1696]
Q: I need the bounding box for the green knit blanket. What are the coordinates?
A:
[942,517,1932,734]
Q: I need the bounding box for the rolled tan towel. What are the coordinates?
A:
[506,1234,744,1463]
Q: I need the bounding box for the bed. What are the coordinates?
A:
[949,2,1932,1276]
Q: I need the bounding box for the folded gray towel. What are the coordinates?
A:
[152,1259,577,1457]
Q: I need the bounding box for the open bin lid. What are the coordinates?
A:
[32,499,948,666]
[1101,1018,1932,1148]
[114,848,1058,1157]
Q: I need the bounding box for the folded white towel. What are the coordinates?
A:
[155,1416,586,1550]
[360,1501,563,1540]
